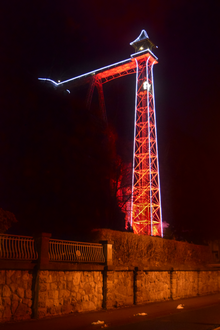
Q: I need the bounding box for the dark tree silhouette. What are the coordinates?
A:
[0,74,125,239]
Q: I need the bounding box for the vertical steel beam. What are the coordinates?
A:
[131,54,162,236]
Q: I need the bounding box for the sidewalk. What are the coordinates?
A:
[1,293,220,330]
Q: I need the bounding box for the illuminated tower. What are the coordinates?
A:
[130,30,163,236]
[38,29,163,237]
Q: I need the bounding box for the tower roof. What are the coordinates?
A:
[130,30,156,53]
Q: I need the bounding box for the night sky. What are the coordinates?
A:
[1,0,220,240]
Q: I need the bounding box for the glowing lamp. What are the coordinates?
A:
[143,81,151,91]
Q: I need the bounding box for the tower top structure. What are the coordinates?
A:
[130,29,157,53]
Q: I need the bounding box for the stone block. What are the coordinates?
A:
[3,305,11,320]
[3,285,11,297]
[82,294,89,302]
[76,292,81,301]
[22,272,32,281]
[10,283,18,293]
[91,295,98,306]
[61,304,73,314]
[37,307,47,318]
[51,273,57,282]
[38,291,47,302]
[48,290,58,300]
[72,272,81,286]
[6,276,12,285]
[39,282,47,292]
[11,271,21,283]
[38,301,46,308]
[47,306,56,314]
[39,271,49,283]
[16,287,24,298]
[25,289,32,299]
[3,297,11,306]
[14,303,31,320]
[45,299,54,308]
[72,285,79,293]
[50,282,58,290]
[53,299,60,307]
[81,300,96,311]
[78,289,85,295]
[57,272,64,281]
[0,271,5,285]
[67,281,73,290]
[12,293,20,301]
[66,274,73,282]
[84,283,92,295]
[97,287,102,294]
[6,270,15,279]
[58,281,66,290]
[59,290,70,299]
[11,300,19,314]
[27,279,33,290]
[71,292,77,298]
[23,298,32,308]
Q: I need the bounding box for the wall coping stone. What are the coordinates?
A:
[0,260,36,270]
[42,262,105,271]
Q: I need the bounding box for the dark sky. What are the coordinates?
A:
[1,0,220,239]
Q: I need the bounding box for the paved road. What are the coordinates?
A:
[1,294,220,330]
[107,303,220,330]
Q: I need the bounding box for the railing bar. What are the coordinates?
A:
[3,237,6,258]
[0,233,34,238]
[23,239,26,259]
[56,241,59,261]
[16,238,19,259]
[8,237,10,259]
[55,241,58,261]
[51,241,54,260]
[21,237,24,259]
[27,239,30,259]
[49,239,103,246]
[67,243,70,261]
[48,241,50,260]
[48,242,50,260]
[0,234,105,263]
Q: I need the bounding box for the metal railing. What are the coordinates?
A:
[49,239,105,263]
[0,234,38,260]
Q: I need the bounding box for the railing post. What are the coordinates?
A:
[36,232,51,269]
[32,233,51,319]
[100,240,113,266]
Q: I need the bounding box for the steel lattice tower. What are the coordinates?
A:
[39,30,163,237]
[130,31,163,236]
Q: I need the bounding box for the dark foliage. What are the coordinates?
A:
[0,74,125,239]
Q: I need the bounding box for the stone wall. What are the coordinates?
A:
[91,229,214,270]
[199,271,220,296]
[37,271,103,318]
[136,271,170,304]
[104,271,133,308]
[0,229,219,323]
[172,271,198,299]
[1,267,220,323]
[0,270,33,322]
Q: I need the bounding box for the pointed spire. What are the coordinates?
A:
[130,30,156,53]
[130,30,149,45]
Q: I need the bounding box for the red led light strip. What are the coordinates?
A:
[39,47,163,236]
